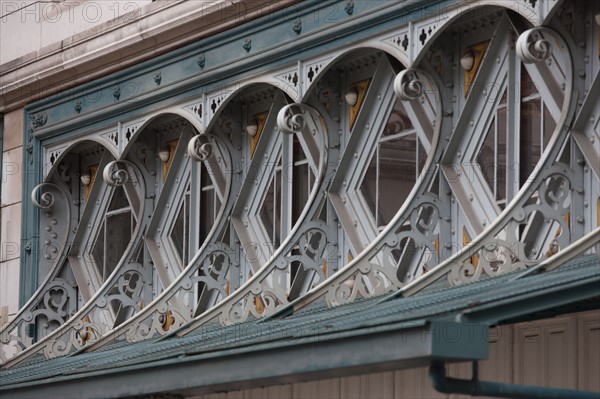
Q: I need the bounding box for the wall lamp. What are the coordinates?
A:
[345,87,358,106]
[460,50,475,71]
[80,171,92,186]
[158,147,171,163]
[246,119,259,137]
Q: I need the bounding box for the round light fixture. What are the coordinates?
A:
[246,119,259,137]
[158,147,170,163]
[80,171,91,186]
[345,87,358,106]
[460,50,475,71]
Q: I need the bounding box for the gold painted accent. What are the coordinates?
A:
[254,295,265,315]
[79,316,92,345]
[462,227,479,269]
[348,79,371,131]
[225,280,230,295]
[347,250,354,264]
[554,212,570,237]
[322,260,328,278]
[463,41,489,97]
[545,239,559,258]
[139,300,144,310]
[434,238,439,255]
[84,164,99,201]
[162,140,179,182]
[249,112,269,158]
[160,310,175,332]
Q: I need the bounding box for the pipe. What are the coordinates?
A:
[429,362,599,399]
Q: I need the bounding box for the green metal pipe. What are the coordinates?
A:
[429,362,599,399]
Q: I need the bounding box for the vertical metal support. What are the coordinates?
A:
[281,134,293,237]
[506,48,520,202]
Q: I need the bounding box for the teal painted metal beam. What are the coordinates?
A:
[0,321,488,398]
[430,362,599,399]
[458,274,600,325]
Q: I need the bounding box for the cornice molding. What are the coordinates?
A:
[0,0,300,113]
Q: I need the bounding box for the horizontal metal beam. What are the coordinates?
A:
[0,321,488,399]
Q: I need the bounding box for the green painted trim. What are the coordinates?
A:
[25,0,446,138]
[0,320,488,398]
[19,118,42,306]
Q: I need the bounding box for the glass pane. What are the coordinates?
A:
[477,118,496,196]
[383,99,414,137]
[274,168,281,247]
[520,64,538,98]
[417,139,427,175]
[200,188,215,246]
[499,89,508,104]
[171,200,185,263]
[105,211,132,279]
[184,192,190,264]
[497,107,507,203]
[543,103,556,150]
[360,151,378,223]
[520,98,541,186]
[92,224,105,278]
[199,165,215,247]
[377,134,416,226]
[260,178,276,244]
[108,186,129,211]
[292,162,309,226]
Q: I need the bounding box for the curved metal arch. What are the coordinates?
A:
[82,126,239,351]
[173,101,333,334]
[82,84,301,350]
[399,22,580,296]
[410,1,540,66]
[2,160,149,368]
[120,108,206,158]
[0,141,117,365]
[230,72,304,104]
[43,137,119,180]
[300,44,410,103]
[287,67,445,311]
[203,82,290,133]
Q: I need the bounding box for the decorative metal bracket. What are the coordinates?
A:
[516,27,553,63]
[393,69,424,101]
[187,134,214,162]
[103,161,130,186]
[276,103,314,134]
[31,183,56,208]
